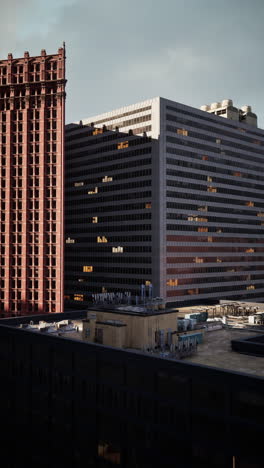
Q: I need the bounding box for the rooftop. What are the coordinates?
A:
[184,328,264,378]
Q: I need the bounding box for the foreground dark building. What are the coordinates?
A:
[0,312,263,468]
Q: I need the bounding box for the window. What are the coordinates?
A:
[117,141,129,150]
[97,236,108,243]
[74,294,84,301]
[88,187,98,194]
[83,266,93,272]
[92,217,98,224]
[102,176,113,183]
[112,246,123,253]
[177,128,188,136]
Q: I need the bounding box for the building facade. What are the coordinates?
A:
[65,97,264,308]
[0,312,263,468]
[0,47,66,316]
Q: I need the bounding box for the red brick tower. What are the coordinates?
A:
[0,46,66,316]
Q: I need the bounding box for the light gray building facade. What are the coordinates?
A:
[65,97,264,307]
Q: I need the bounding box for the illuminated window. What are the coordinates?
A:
[197,227,208,232]
[207,236,213,242]
[117,141,129,150]
[98,442,121,464]
[74,181,84,187]
[92,128,103,135]
[198,206,207,212]
[216,229,222,233]
[102,176,113,183]
[245,248,255,253]
[65,237,75,244]
[97,236,108,243]
[216,138,221,144]
[74,294,84,301]
[145,280,151,286]
[202,155,208,161]
[233,172,241,177]
[190,216,208,222]
[207,186,217,193]
[92,217,98,223]
[88,187,98,194]
[216,257,222,263]
[194,257,204,263]
[257,212,264,217]
[102,287,107,293]
[207,176,213,182]
[112,246,123,253]
[245,201,254,207]
[246,285,255,290]
[166,279,178,286]
[177,128,188,136]
[145,203,151,209]
[83,266,93,272]
[188,288,199,295]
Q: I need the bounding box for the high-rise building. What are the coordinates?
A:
[65,97,264,308]
[0,46,66,317]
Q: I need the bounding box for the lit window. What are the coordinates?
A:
[245,201,254,207]
[207,176,213,182]
[83,266,93,272]
[92,128,103,135]
[177,128,188,136]
[197,227,208,232]
[112,246,123,253]
[117,141,129,150]
[74,181,84,187]
[92,217,98,223]
[74,294,84,301]
[194,257,204,263]
[257,212,264,217]
[65,237,75,244]
[145,280,151,286]
[216,138,221,144]
[202,155,208,161]
[198,206,207,212]
[145,203,151,209]
[216,257,222,263]
[88,187,98,194]
[233,172,241,177]
[207,186,217,193]
[246,285,255,290]
[245,248,255,253]
[102,176,113,183]
[207,236,213,242]
[166,279,178,286]
[97,236,108,243]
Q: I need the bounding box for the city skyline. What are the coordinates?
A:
[1,0,264,127]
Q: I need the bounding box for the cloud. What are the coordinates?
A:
[0,0,264,127]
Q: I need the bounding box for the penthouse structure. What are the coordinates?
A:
[65,97,264,308]
[0,47,66,316]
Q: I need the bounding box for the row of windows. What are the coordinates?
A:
[166,105,263,138]
[167,163,264,189]
[65,191,152,209]
[167,264,264,275]
[167,246,264,253]
[64,235,151,244]
[166,113,264,147]
[74,267,152,275]
[167,122,264,156]
[66,136,151,159]
[167,212,263,226]
[167,256,264,264]
[167,223,264,235]
[167,179,264,201]
[166,140,263,174]
[167,201,264,218]
[65,156,151,180]
[167,283,264,297]
[66,202,152,217]
[167,190,264,209]
[67,224,152,234]
[66,256,151,265]
[66,169,152,190]
[167,274,264,287]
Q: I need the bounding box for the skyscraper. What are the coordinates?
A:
[65,97,264,308]
[0,46,66,316]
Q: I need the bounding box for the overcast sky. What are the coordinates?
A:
[1,0,264,126]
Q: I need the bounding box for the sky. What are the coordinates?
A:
[0,0,264,126]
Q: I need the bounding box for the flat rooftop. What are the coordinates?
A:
[184,328,264,377]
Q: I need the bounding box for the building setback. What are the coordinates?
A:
[0,47,66,316]
[65,97,264,308]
